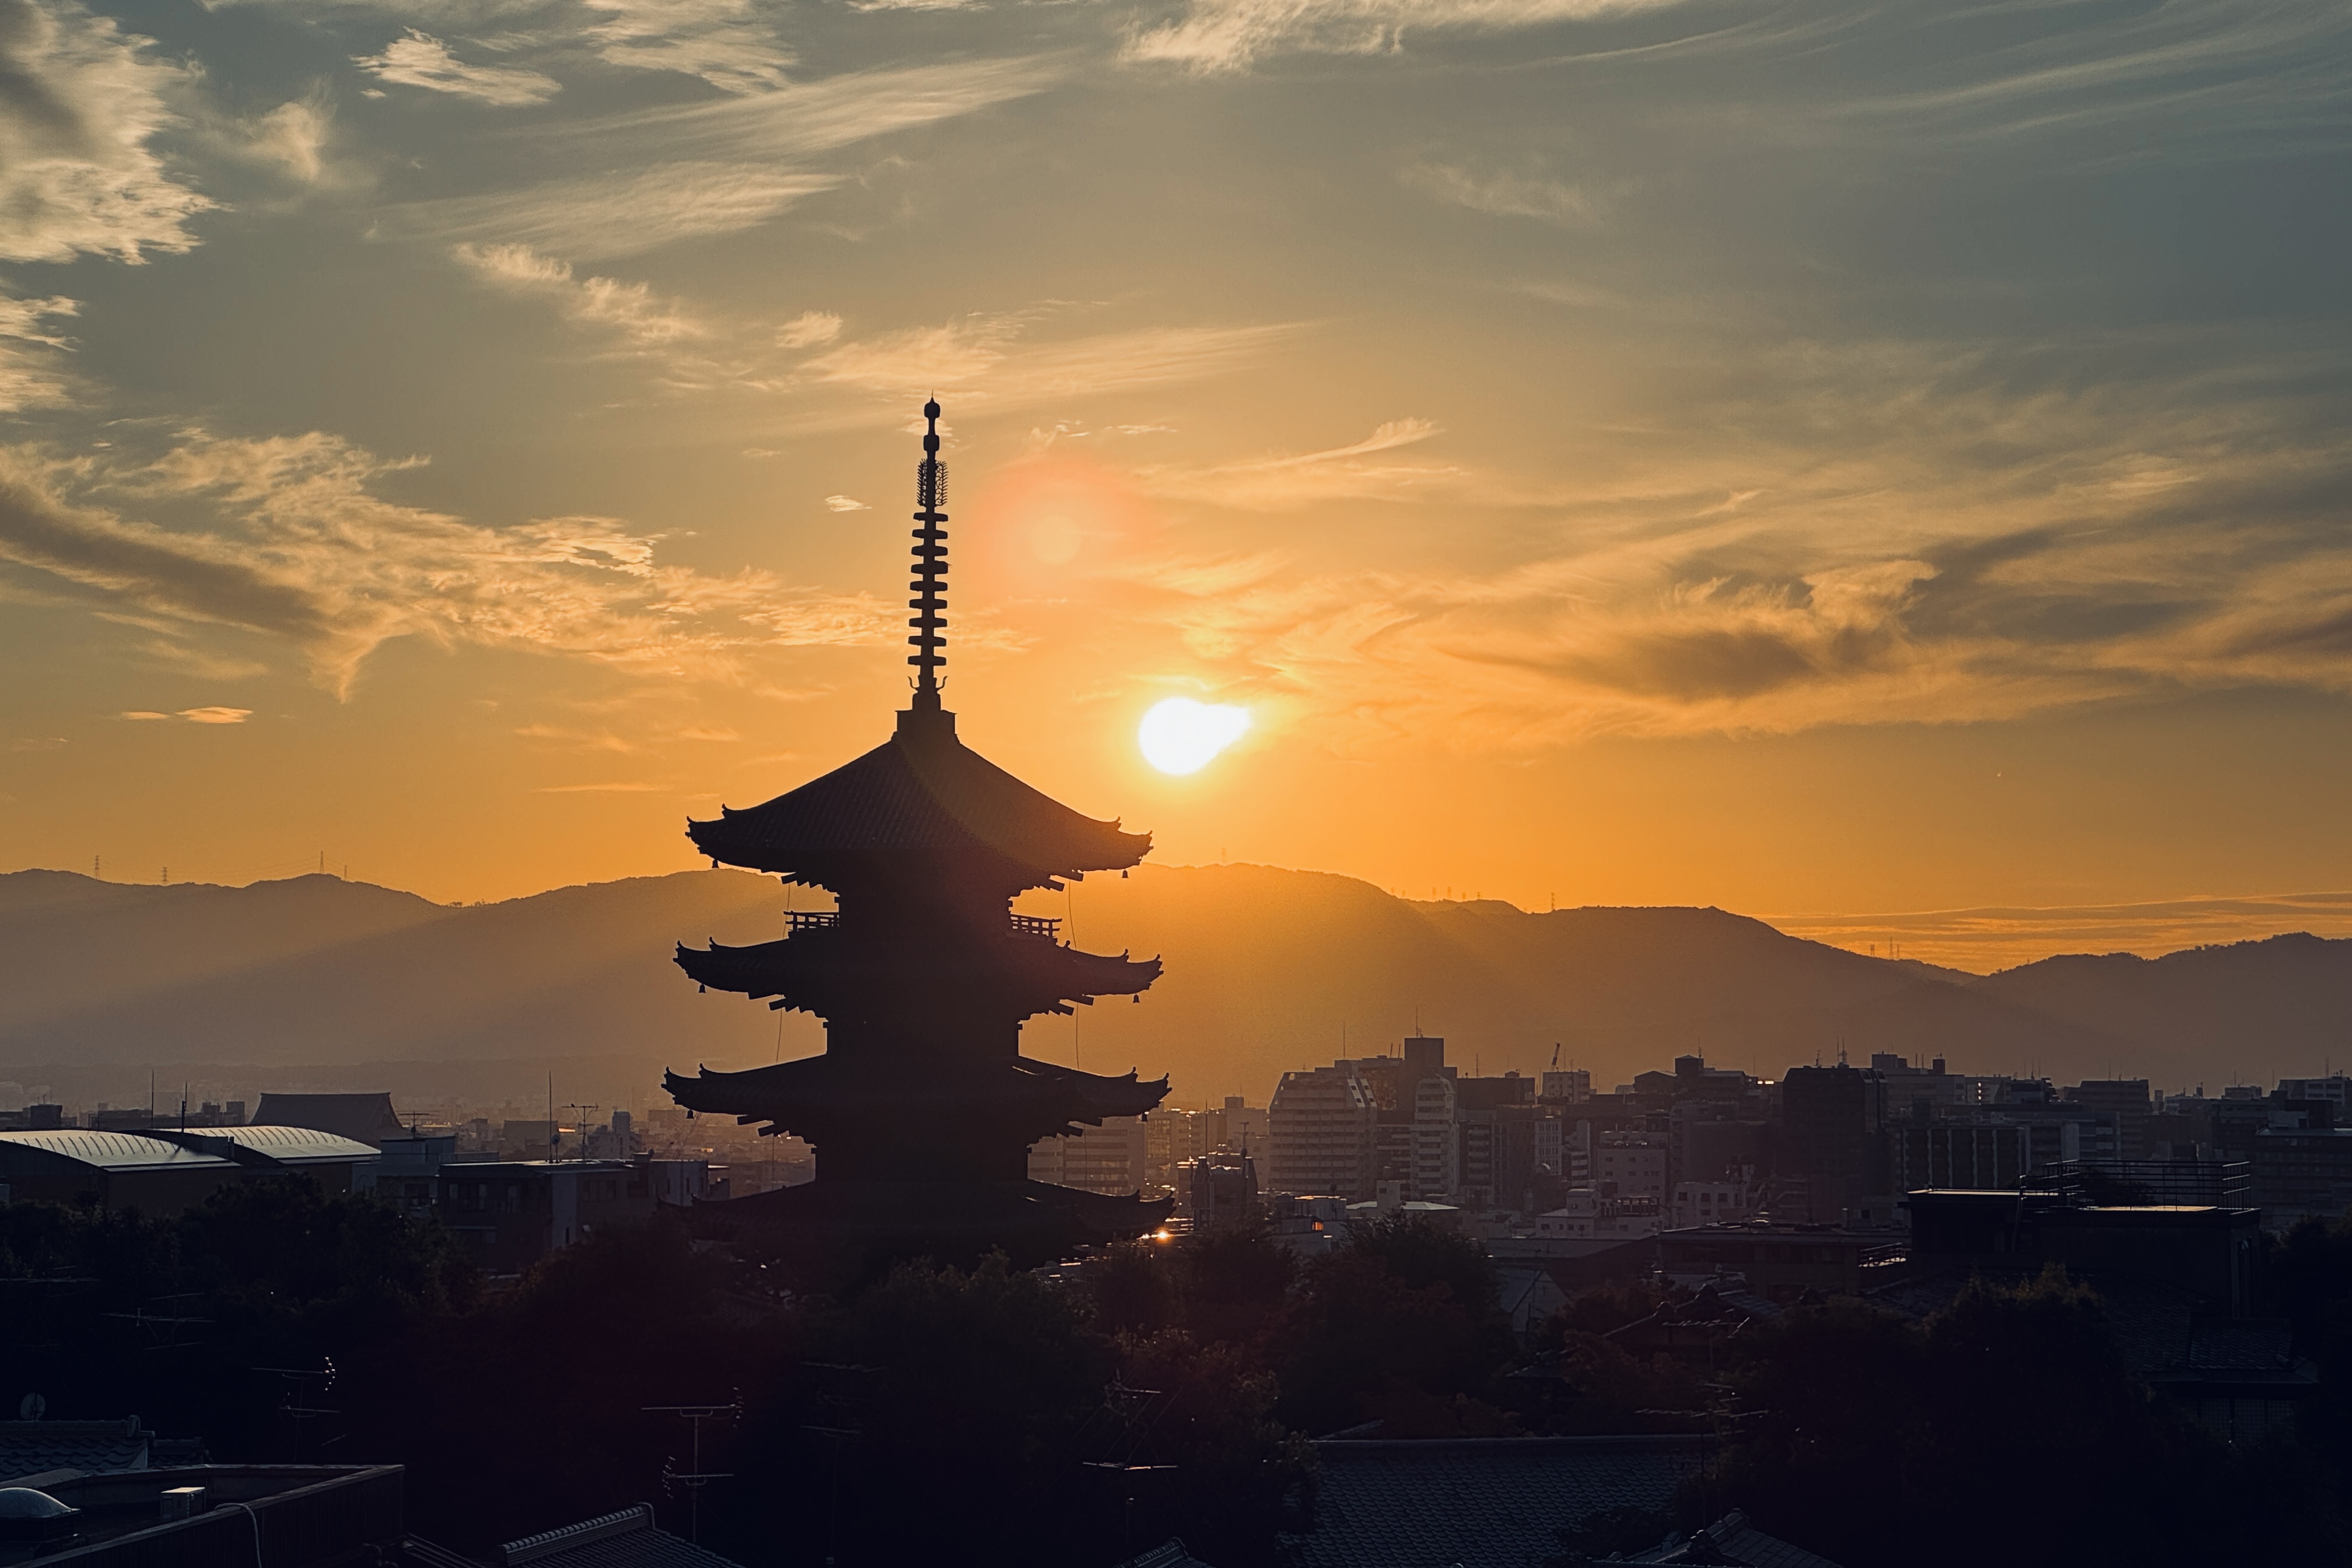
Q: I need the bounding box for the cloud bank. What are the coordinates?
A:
[0,433,894,694]
[0,0,212,263]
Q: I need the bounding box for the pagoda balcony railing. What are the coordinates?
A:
[1010,914,1063,943]
[787,911,841,932]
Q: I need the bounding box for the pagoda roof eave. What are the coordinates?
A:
[662,1052,1170,1125]
[674,934,1161,1012]
[685,709,1150,878]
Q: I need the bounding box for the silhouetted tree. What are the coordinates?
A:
[1708,1269,2273,1568]
[1276,1214,1516,1436]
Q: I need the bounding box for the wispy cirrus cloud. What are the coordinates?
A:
[389,162,838,260]
[1123,0,1680,72]
[376,57,1054,267]
[1136,419,1468,510]
[120,706,252,722]
[452,242,707,349]
[0,431,896,695]
[803,315,1303,424]
[580,0,794,94]
[547,55,1066,163]
[1096,335,2352,747]
[354,28,561,104]
[0,295,80,412]
[0,0,213,263]
[1403,162,1597,225]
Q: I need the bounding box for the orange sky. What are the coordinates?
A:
[3,0,2350,963]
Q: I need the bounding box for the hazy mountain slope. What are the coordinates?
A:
[1973,934,2352,1087]
[0,872,447,1035]
[0,870,789,1069]
[4,864,2338,1101]
[1027,865,2115,1095]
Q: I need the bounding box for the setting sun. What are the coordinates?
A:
[1138,699,1251,776]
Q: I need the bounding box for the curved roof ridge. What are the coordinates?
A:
[687,711,1149,879]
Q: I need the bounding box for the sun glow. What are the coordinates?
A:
[1139,698,1251,775]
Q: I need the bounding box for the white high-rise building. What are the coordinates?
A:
[1268,1065,1378,1199]
[1029,1116,1149,1195]
[1412,1073,1460,1201]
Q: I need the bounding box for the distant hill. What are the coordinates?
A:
[0,864,2343,1102]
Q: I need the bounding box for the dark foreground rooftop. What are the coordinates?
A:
[1281,1434,1707,1568]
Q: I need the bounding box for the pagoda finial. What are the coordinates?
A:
[908,398,949,711]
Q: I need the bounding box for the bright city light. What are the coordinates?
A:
[1138,698,1251,775]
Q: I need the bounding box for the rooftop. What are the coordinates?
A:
[0,1132,233,1174]
[0,1464,402,1565]
[0,1419,204,1483]
[1281,1435,1706,1568]
[497,1505,746,1568]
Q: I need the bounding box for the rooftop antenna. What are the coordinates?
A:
[645,1398,741,1544]
[562,1104,601,1161]
[907,397,949,712]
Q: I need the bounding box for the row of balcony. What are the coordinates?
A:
[782,909,1065,943]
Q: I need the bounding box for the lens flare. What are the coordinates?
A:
[1139,698,1251,775]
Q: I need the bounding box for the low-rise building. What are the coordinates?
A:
[1592,1133,1667,1204]
[2251,1125,2352,1230]
[432,1159,653,1273]
[0,1126,376,1216]
[1177,1150,1258,1227]
[1656,1222,1900,1298]
[1535,1189,1661,1242]
[1670,1180,1752,1230]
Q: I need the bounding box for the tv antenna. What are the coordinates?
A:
[646,1397,741,1543]
[254,1358,339,1460]
[561,1103,601,1161]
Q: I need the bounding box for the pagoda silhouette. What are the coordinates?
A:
[664,400,1172,1272]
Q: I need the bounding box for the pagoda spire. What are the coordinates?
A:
[908,398,948,712]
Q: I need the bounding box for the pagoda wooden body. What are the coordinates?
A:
[665,402,1171,1268]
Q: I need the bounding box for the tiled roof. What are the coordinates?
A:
[0,1419,204,1480]
[499,1506,747,1568]
[2186,1318,2294,1371]
[1283,1435,1707,1568]
[251,1093,408,1146]
[1629,1510,1844,1567]
[686,711,1149,882]
[396,1537,487,1568]
[1116,1541,1220,1568]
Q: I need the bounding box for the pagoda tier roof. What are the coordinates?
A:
[687,704,1149,883]
[681,1178,1172,1271]
[663,1051,1168,1133]
[674,928,1160,1017]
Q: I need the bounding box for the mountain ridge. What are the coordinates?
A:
[0,865,2340,1100]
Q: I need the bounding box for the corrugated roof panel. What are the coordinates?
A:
[212,1125,380,1163]
[0,1132,235,1172]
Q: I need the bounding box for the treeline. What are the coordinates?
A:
[6,1189,2352,1564]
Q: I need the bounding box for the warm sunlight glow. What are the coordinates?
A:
[1139,698,1251,775]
